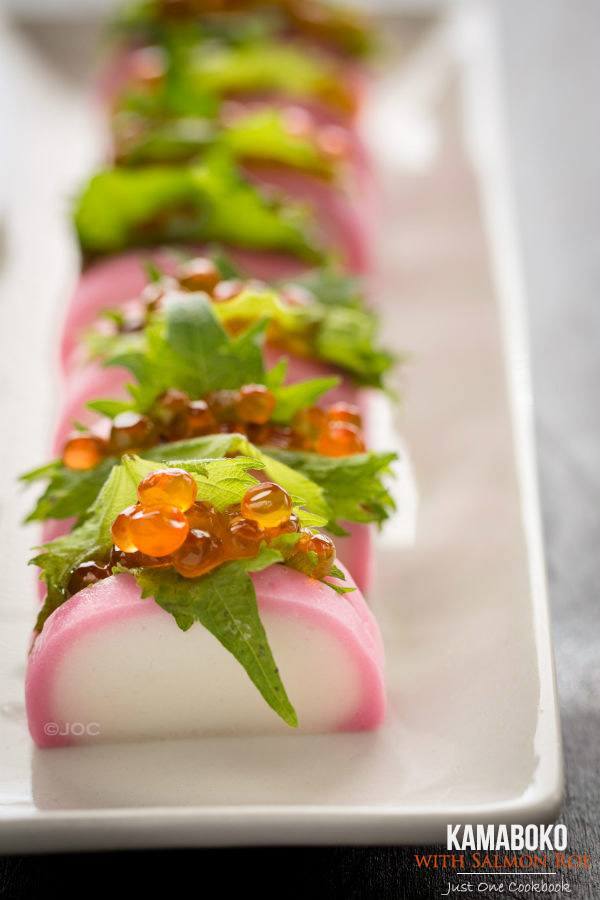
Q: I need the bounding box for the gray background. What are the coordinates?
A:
[499,2,599,886]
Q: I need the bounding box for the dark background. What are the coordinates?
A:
[1,1,598,896]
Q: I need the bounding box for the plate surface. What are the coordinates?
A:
[0,7,562,851]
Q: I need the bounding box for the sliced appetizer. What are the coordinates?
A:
[114,1,373,62]
[104,1,373,126]
[27,458,386,746]
[61,254,392,393]
[61,251,377,369]
[24,294,397,590]
[108,102,374,270]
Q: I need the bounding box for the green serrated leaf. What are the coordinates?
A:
[103,293,269,411]
[329,563,346,581]
[32,461,142,632]
[266,448,398,530]
[271,375,340,423]
[86,398,135,419]
[133,561,298,727]
[113,1,373,60]
[23,458,114,525]
[325,581,356,596]
[20,459,62,484]
[74,155,322,261]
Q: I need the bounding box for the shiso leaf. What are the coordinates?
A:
[86,398,135,419]
[30,452,340,728]
[265,448,398,531]
[133,555,298,727]
[104,292,337,418]
[22,457,114,525]
[113,1,373,59]
[32,461,143,631]
[74,154,321,260]
[86,275,395,388]
[270,375,340,424]
[21,432,394,533]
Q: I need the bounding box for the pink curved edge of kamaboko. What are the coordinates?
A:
[26,566,386,748]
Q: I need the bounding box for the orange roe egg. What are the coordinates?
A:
[140,276,177,310]
[186,500,226,536]
[152,389,190,429]
[265,511,300,541]
[130,46,166,88]
[326,401,362,427]
[283,529,313,569]
[67,561,110,597]
[306,532,336,579]
[315,421,365,457]
[241,482,292,529]
[235,384,276,425]
[109,546,170,570]
[316,124,351,161]
[286,529,336,579]
[212,279,244,302]
[207,389,239,423]
[293,406,326,439]
[109,412,155,454]
[111,503,140,552]
[137,468,197,512]
[250,424,295,449]
[177,257,221,293]
[226,515,264,558]
[186,399,217,437]
[128,504,189,557]
[62,433,107,471]
[173,529,223,578]
[316,80,356,117]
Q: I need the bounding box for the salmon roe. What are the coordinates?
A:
[151,388,190,436]
[62,388,367,472]
[62,434,107,471]
[306,532,336,579]
[67,560,110,596]
[236,384,276,425]
[109,412,155,454]
[226,514,264,558]
[315,420,366,457]
[264,511,300,540]
[137,468,197,512]
[212,279,244,302]
[241,482,293,529]
[287,529,336,579]
[186,399,217,437]
[83,473,340,592]
[177,257,221,293]
[111,503,140,552]
[173,529,222,578]
[326,402,362,427]
[293,406,326,440]
[128,503,190,557]
[109,546,170,570]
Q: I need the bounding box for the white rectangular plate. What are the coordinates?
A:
[0,5,562,851]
